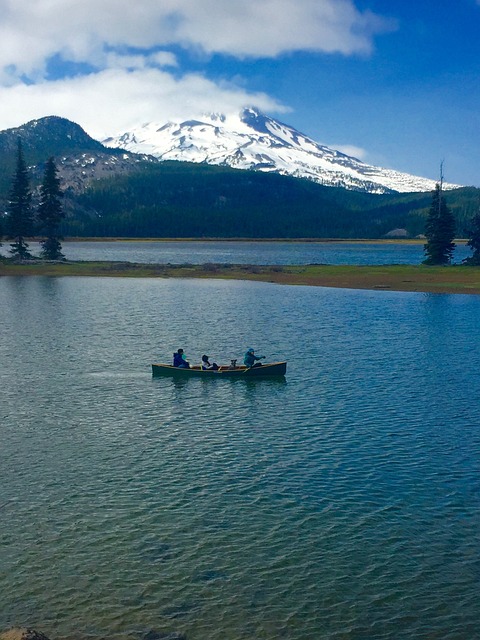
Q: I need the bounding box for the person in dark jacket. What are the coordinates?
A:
[173,348,190,368]
[243,347,265,368]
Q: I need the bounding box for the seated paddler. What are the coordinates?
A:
[173,348,190,368]
[243,347,265,368]
[201,354,219,370]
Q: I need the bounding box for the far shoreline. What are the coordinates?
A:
[1,260,480,295]
[60,236,468,245]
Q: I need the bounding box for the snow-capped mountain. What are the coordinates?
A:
[103,107,459,194]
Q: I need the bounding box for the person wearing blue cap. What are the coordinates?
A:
[243,347,265,368]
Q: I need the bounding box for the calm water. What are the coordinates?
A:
[1,277,480,640]
[0,240,471,265]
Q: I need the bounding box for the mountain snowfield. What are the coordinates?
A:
[103,108,459,194]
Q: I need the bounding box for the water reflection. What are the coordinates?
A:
[153,375,287,388]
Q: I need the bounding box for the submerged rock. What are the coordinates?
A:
[1,630,186,640]
[1,630,51,640]
[143,632,186,640]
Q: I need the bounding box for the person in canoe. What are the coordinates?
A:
[243,347,265,368]
[201,354,219,370]
[173,348,190,368]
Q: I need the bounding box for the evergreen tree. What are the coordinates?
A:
[423,183,456,265]
[463,207,480,265]
[6,139,34,259]
[38,157,65,260]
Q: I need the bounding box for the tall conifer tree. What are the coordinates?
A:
[423,181,456,265]
[38,157,65,260]
[6,139,34,259]
[463,207,480,265]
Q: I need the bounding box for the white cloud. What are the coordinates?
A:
[0,0,393,80]
[333,144,367,160]
[0,0,393,149]
[149,52,178,68]
[104,51,178,71]
[169,0,393,57]
[0,67,286,138]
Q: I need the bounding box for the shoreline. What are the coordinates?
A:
[15,236,469,245]
[1,261,480,294]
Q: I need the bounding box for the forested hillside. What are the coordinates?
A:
[66,162,479,238]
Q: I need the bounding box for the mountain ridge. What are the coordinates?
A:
[103,107,460,195]
[0,115,156,196]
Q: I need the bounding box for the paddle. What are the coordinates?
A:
[244,355,266,372]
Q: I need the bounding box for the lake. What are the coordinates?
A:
[0,240,472,265]
[1,276,480,640]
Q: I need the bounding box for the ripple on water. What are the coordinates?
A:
[1,278,480,639]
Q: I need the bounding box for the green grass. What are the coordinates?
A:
[1,260,480,294]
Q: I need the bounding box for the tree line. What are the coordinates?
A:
[423,180,480,265]
[68,164,434,240]
[0,140,65,260]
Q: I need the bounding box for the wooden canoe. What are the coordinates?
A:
[152,361,287,378]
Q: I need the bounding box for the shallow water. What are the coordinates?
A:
[1,277,480,640]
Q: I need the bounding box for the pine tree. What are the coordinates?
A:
[463,207,480,265]
[423,183,456,265]
[38,157,65,260]
[6,139,34,259]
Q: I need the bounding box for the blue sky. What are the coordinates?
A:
[0,0,478,186]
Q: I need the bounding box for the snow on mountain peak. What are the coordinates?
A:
[103,108,460,194]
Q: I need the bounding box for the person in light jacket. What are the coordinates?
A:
[201,354,219,370]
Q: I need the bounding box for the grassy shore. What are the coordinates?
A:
[1,260,480,294]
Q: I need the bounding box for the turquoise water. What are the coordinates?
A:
[1,277,480,640]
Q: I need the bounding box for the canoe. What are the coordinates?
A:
[152,361,287,378]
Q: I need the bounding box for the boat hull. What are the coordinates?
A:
[152,361,287,378]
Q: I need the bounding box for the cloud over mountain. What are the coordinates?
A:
[0,68,285,140]
[0,0,392,145]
